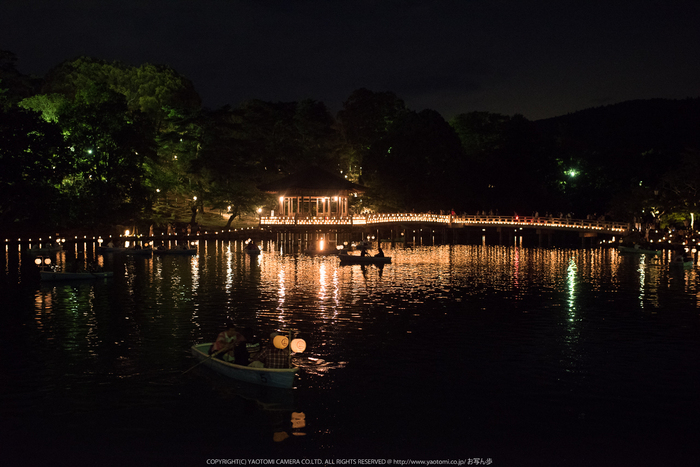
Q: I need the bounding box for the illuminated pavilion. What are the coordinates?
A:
[258,166,365,218]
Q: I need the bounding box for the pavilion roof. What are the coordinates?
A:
[258,166,365,194]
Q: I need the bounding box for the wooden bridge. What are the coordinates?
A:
[260,213,628,234]
[260,213,629,247]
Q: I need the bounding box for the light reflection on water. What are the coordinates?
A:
[2,242,700,463]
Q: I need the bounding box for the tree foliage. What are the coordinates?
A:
[3,48,700,234]
[56,83,156,228]
[0,107,69,231]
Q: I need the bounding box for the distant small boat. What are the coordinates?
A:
[40,270,114,281]
[304,248,338,256]
[26,245,63,255]
[670,257,694,269]
[338,253,391,264]
[153,247,197,255]
[124,248,153,256]
[190,343,297,389]
[618,245,661,255]
[98,246,127,253]
[244,247,261,256]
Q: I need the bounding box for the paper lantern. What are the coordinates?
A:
[273,335,289,349]
[290,338,306,353]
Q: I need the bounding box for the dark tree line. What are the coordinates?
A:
[2,50,700,235]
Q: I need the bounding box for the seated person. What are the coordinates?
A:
[375,248,385,257]
[209,322,242,362]
[232,327,259,365]
[251,332,289,368]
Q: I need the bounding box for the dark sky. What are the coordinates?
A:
[2,0,699,120]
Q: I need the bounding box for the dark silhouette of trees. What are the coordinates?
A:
[3,48,700,234]
[362,109,466,212]
[0,107,69,231]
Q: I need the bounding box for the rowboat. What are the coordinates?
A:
[97,247,127,253]
[618,245,661,255]
[304,248,338,256]
[244,248,261,256]
[190,343,297,389]
[153,248,197,255]
[124,248,153,256]
[26,245,63,255]
[40,271,114,281]
[671,260,694,269]
[338,254,391,264]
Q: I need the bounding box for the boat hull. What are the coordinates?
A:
[671,260,694,269]
[339,255,392,264]
[153,249,197,255]
[40,271,114,281]
[124,249,153,256]
[27,247,63,255]
[190,344,297,389]
[98,247,127,253]
[618,246,661,255]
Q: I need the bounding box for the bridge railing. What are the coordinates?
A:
[259,213,629,233]
[454,215,628,232]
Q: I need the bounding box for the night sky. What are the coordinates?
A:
[2,0,699,120]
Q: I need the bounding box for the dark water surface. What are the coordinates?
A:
[2,242,699,466]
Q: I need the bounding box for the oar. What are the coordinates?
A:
[181,344,233,375]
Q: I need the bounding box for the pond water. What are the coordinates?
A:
[1,242,699,466]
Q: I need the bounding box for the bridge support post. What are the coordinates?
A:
[579,232,598,248]
[536,229,553,248]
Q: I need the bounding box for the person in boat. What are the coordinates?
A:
[107,240,115,248]
[243,327,261,361]
[360,246,367,257]
[230,327,260,365]
[209,322,243,362]
[375,248,385,258]
[251,332,289,368]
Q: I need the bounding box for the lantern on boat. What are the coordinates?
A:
[290,338,306,353]
[273,334,289,349]
[34,258,41,265]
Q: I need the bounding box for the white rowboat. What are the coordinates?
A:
[190,343,297,389]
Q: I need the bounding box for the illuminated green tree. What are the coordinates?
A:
[57,83,155,227]
[42,57,201,127]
